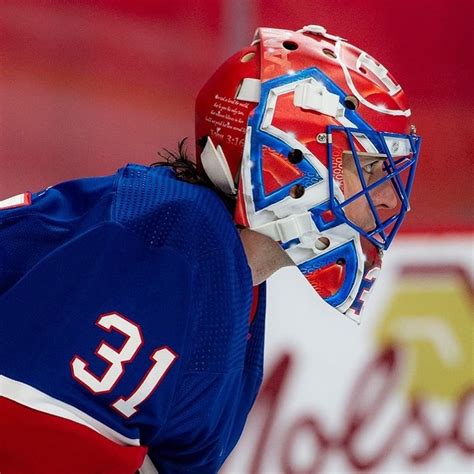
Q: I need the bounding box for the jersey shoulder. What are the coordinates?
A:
[113,165,256,370]
[113,163,239,259]
[0,173,117,294]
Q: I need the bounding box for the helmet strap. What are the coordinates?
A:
[200,137,237,195]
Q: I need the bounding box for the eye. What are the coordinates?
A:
[362,161,377,174]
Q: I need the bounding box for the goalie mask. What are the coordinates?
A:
[195,25,421,322]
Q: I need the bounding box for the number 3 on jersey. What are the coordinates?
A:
[71,312,178,418]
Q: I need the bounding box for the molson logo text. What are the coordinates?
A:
[224,253,473,473]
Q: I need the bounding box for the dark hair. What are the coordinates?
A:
[151,138,237,212]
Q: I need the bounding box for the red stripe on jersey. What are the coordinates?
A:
[249,285,260,326]
[0,398,147,474]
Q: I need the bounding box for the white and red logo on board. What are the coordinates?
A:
[224,237,473,473]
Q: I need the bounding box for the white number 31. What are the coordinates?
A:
[71,312,177,418]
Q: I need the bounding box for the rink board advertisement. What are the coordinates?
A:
[224,234,473,474]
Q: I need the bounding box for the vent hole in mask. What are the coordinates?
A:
[315,237,330,250]
[241,52,256,63]
[290,184,305,199]
[283,41,298,51]
[323,48,337,59]
[288,149,303,164]
[343,95,359,110]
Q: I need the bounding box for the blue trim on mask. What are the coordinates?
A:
[298,240,358,308]
[349,271,378,316]
[281,238,301,250]
[247,68,354,212]
[310,201,343,231]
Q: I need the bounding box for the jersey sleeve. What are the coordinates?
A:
[146,242,262,473]
[147,372,249,473]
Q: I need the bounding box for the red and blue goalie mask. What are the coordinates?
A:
[195,26,421,322]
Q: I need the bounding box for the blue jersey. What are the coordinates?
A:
[0,164,266,473]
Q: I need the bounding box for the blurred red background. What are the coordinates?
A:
[1,0,472,231]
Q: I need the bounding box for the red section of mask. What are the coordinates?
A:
[262,146,304,194]
[305,262,345,299]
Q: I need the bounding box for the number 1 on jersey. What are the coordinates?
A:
[112,347,177,417]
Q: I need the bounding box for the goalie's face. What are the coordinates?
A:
[342,152,398,232]
[328,126,420,251]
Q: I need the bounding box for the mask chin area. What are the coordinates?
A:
[297,240,359,310]
[327,125,421,250]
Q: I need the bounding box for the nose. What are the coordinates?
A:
[371,179,398,210]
